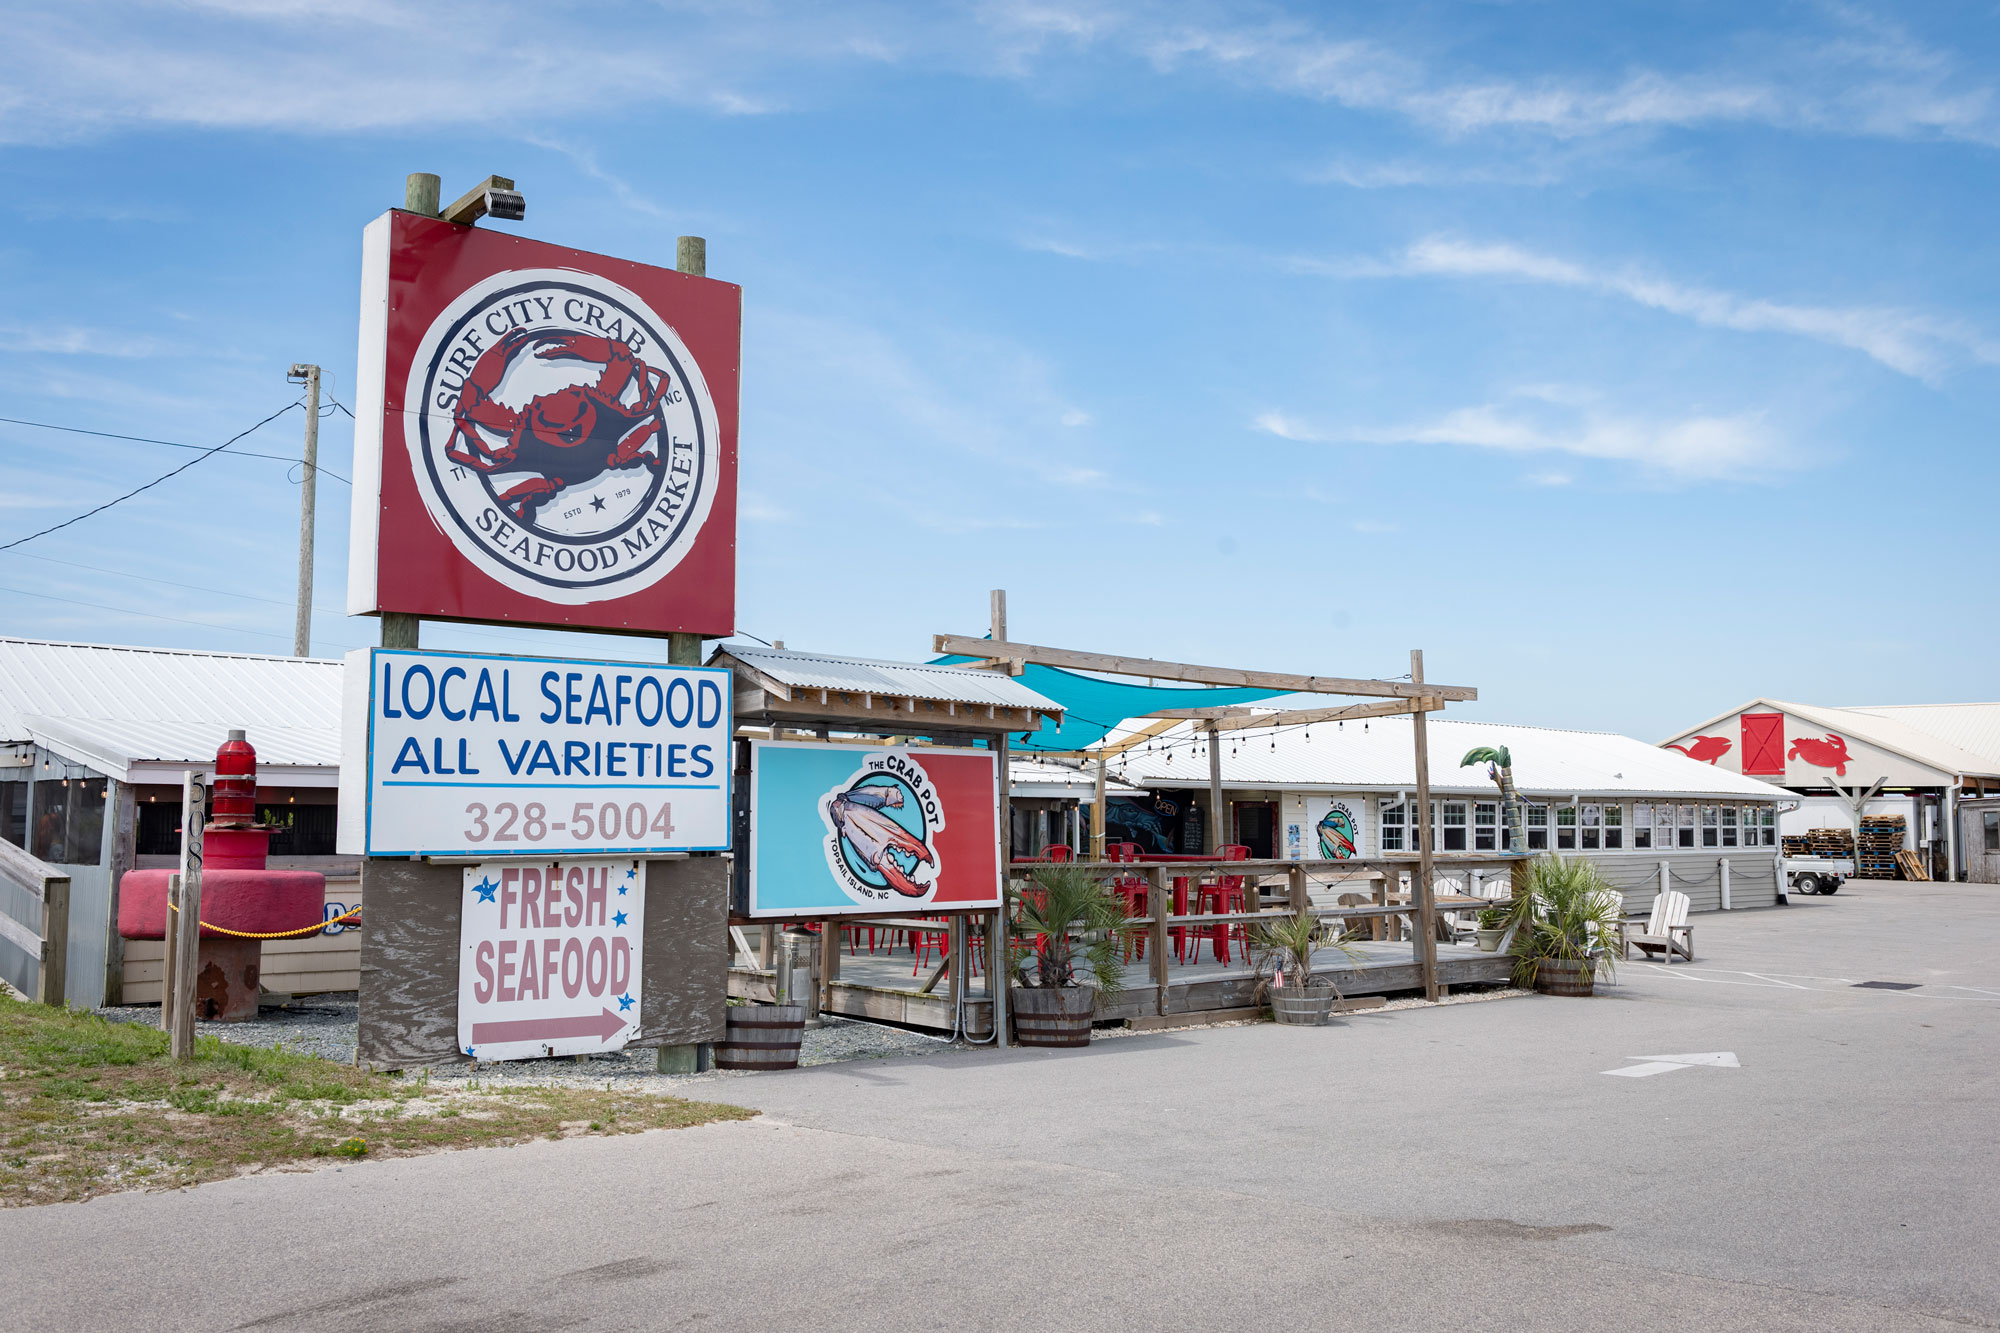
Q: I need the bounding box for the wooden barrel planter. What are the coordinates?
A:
[712,1003,806,1070]
[1011,987,1095,1047]
[1268,985,1339,1026]
[1533,959,1596,997]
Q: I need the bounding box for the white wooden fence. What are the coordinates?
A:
[0,837,69,1005]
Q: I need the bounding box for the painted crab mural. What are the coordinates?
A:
[828,781,935,897]
[1787,733,1852,776]
[446,329,673,524]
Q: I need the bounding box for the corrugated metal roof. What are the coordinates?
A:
[718,645,1063,715]
[1838,703,2000,773]
[0,638,343,779]
[1104,711,1790,800]
[1009,758,1144,799]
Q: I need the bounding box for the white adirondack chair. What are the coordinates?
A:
[1622,889,1693,964]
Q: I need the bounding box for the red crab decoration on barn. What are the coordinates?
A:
[1666,736,1731,765]
[446,329,672,524]
[1787,732,1851,776]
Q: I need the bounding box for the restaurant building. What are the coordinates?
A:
[1090,708,1794,913]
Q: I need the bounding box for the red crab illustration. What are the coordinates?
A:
[445,329,672,523]
[1666,736,1732,765]
[1787,733,1851,776]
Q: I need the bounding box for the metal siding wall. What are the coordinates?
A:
[0,873,33,997]
[1580,850,1777,914]
[61,863,109,1008]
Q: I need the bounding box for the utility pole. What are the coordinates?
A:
[288,363,321,657]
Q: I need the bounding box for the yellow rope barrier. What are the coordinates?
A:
[167,901,360,939]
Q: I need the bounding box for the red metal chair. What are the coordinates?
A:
[1046,844,1075,862]
[1189,845,1251,965]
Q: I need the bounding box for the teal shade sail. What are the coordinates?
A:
[935,656,1285,752]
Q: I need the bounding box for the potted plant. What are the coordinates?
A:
[1473,906,1509,953]
[1009,865,1130,1047]
[1251,910,1361,1026]
[1497,854,1621,995]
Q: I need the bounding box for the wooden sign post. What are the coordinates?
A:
[168,772,207,1058]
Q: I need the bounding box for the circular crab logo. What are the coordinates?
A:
[406,268,720,605]
[821,755,946,905]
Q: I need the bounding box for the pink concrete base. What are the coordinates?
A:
[117,868,325,940]
[191,936,262,1022]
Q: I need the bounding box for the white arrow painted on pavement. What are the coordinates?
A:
[1603,1051,1740,1078]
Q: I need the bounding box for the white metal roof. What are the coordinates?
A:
[715,644,1063,717]
[1665,697,2000,781]
[1009,758,1145,801]
[0,638,343,784]
[1839,703,2000,773]
[1102,709,1790,801]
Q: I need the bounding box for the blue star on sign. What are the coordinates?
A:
[613,910,629,927]
[472,877,499,903]
[465,1046,476,1057]
[617,992,635,1012]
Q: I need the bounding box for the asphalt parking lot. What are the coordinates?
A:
[5,881,1996,1331]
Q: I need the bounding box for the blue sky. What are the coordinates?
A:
[1,1,1996,741]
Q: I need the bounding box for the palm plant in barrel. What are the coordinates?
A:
[1498,854,1622,995]
[1009,865,1130,1047]
[1251,910,1362,1026]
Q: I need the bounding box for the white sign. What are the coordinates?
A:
[458,858,645,1060]
[1286,794,1366,860]
[338,647,732,857]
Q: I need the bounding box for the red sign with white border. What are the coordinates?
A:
[347,211,739,636]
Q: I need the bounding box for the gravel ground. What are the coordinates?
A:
[93,995,954,1090]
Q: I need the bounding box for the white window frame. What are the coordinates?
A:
[1525,803,1549,850]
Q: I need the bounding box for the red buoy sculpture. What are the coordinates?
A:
[118,731,327,1021]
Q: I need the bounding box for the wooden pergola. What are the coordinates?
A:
[936,611,1479,1002]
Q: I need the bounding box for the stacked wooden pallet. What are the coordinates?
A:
[1781,835,1813,858]
[1895,848,1931,882]
[1856,815,1906,879]
[1807,827,1856,859]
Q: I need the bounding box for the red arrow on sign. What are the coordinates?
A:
[470,1007,627,1046]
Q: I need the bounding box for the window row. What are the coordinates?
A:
[1378,800,1777,852]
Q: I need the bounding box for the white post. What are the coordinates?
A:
[1944,786,1959,881]
[1719,857,1731,911]
[1658,859,1670,908]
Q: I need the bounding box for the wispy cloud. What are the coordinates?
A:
[1256,395,1793,482]
[9,2,1997,152]
[1325,235,1997,382]
[0,324,167,358]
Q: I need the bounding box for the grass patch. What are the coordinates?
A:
[0,993,754,1207]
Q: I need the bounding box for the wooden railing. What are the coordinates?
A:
[0,837,70,1005]
[1009,855,1523,1007]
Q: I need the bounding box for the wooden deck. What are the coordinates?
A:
[727,937,1513,1031]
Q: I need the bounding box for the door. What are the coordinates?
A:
[1232,801,1277,859]
[1740,712,1785,775]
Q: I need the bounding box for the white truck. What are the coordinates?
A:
[1783,858,1852,895]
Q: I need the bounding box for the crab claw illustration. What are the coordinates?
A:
[832,801,935,898]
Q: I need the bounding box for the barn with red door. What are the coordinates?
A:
[1661,700,2000,882]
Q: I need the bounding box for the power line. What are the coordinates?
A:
[0,550,344,616]
[0,581,357,650]
[0,401,307,551]
[0,410,347,484]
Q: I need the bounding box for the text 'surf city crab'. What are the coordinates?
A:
[446,329,672,523]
